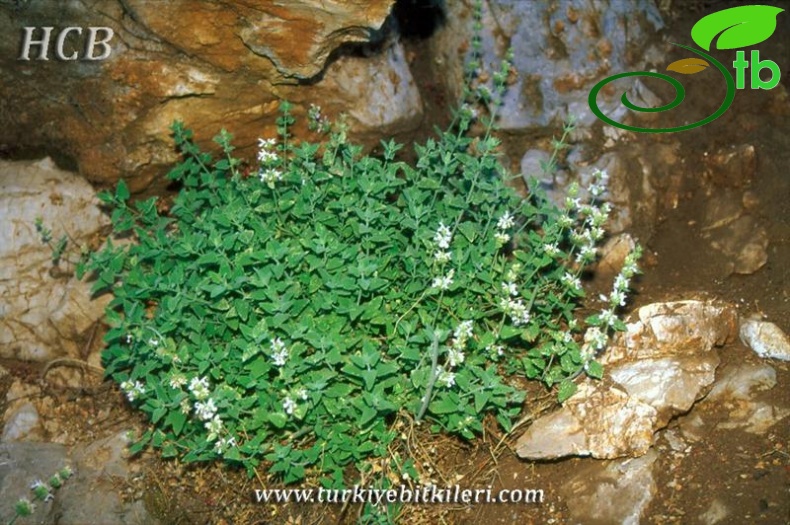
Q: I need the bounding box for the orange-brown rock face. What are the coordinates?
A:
[0,0,421,193]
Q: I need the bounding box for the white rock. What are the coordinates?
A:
[705,362,788,434]
[561,450,658,525]
[739,317,790,361]
[2,402,43,442]
[0,158,110,362]
[516,383,657,460]
[517,300,736,460]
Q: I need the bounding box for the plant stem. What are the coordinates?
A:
[415,330,440,423]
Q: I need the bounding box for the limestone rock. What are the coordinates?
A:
[700,189,769,276]
[704,362,789,434]
[561,450,658,525]
[605,300,738,364]
[739,317,790,361]
[429,0,663,130]
[609,353,720,426]
[516,383,656,460]
[0,0,422,193]
[517,300,736,460]
[0,158,110,363]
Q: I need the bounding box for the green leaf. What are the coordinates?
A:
[691,5,784,51]
[116,180,130,201]
[557,380,577,403]
[457,222,478,243]
[585,360,604,379]
[166,410,187,436]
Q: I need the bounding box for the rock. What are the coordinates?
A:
[0,158,110,363]
[0,442,69,524]
[703,144,757,188]
[704,362,789,434]
[0,438,159,525]
[595,233,637,281]
[605,300,737,363]
[2,402,43,442]
[0,1,422,192]
[561,450,658,525]
[739,317,790,361]
[517,300,737,460]
[705,215,769,276]
[699,499,730,525]
[609,353,720,426]
[699,189,769,276]
[429,0,663,130]
[516,383,656,459]
[60,431,158,525]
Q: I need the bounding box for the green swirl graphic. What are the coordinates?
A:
[588,43,736,133]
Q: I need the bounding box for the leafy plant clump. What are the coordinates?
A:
[79,29,639,486]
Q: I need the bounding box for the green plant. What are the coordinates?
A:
[78,3,639,491]
[6,466,73,525]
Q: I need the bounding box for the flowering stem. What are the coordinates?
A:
[415,330,440,423]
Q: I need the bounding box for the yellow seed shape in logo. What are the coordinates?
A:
[666,57,710,75]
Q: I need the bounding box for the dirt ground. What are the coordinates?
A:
[2,1,789,524]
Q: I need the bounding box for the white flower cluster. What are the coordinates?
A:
[562,170,612,265]
[432,268,455,291]
[498,263,530,326]
[581,326,608,361]
[257,138,277,165]
[119,380,145,402]
[494,210,514,245]
[189,376,210,400]
[183,375,233,447]
[598,246,641,329]
[257,138,283,188]
[270,338,289,367]
[282,387,309,416]
[431,222,455,291]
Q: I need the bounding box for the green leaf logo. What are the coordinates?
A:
[691,5,784,51]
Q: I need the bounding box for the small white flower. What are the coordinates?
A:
[180,398,191,415]
[194,398,217,421]
[610,289,627,307]
[295,388,308,401]
[282,396,296,415]
[561,272,582,293]
[434,250,451,263]
[214,436,237,454]
[189,376,210,400]
[453,320,474,342]
[497,211,515,231]
[148,338,159,346]
[270,338,289,367]
[125,334,133,344]
[544,243,561,257]
[558,214,574,228]
[439,370,456,388]
[584,326,608,351]
[204,415,224,441]
[575,244,597,264]
[447,347,465,368]
[431,268,455,290]
[169,374,187,389]
[600,308,618,328]
[501,281,518,297]
[120,380,145,402]
[434,222,453,249]
[614,274,630,292]
[487,344,505,357]
[259,168,283,187]
[494,232,510,245]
